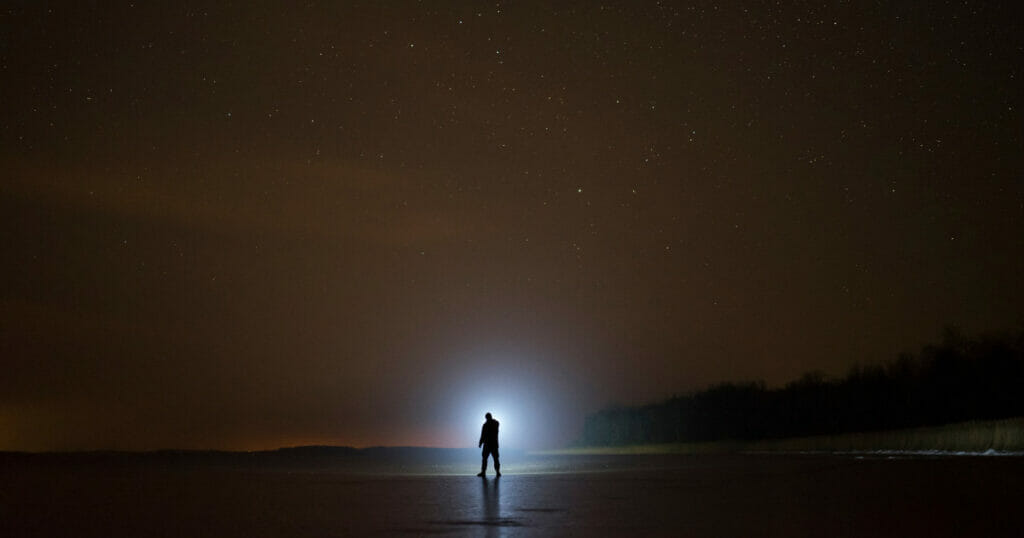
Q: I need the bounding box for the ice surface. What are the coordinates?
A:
[2,452,1023,537]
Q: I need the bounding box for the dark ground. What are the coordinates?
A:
[1,453,1021,537]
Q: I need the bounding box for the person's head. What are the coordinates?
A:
[485,413,492,421]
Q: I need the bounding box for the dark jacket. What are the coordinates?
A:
[479,418,499,447]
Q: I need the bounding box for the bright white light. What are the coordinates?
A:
[432,347,583,450]
[448,370,557,450]
[466,407,515,449]
[460,394,525,449]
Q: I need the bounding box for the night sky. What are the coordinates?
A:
[3,2,1022,451]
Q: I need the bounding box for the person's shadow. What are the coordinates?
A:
[482,475,500,523]
[473,476,523,534]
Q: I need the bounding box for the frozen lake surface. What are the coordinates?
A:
[2,451,1022,536]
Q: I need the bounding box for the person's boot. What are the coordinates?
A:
[477,462,486,477]
[495,464,501,477]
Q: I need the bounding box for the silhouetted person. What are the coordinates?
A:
[477,412,500,477]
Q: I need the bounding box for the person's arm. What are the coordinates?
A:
[479,425,484,447]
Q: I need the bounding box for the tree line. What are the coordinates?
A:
[578,328,1024,446]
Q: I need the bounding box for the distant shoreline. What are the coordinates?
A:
[0,445,491,463]
[541,416,1024,455]
[6,417,1022,459]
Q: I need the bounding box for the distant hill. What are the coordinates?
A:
[578,328,1024,446]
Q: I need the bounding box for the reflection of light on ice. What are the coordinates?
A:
[797,449,1024,457]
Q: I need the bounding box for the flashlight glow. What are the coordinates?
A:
[452,376,552,450]
[435,348,580,450]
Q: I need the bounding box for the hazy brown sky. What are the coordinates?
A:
[2,2,1022,450]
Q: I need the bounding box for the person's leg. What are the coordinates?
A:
[493,447,501,476]
[478,447,488,476]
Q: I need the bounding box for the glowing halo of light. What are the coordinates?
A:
[435,347,580,451]
[467,406,513,447]
[449,375,552,450]
[458,392,525,449]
